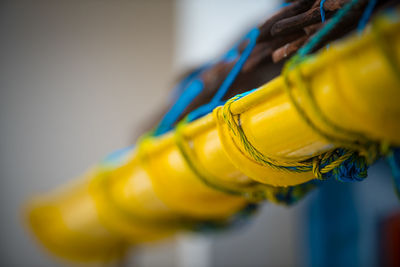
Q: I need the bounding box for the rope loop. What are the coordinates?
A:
[222,95,314,172]
[220,91,372,182]
[135,132,263,231]
[175,117,276,202]
[175,116,320,204]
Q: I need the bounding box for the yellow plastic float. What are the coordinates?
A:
[26,13,400,262]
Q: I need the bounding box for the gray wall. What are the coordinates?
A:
[0,1,175,266]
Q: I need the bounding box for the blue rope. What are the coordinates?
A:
[187,28,260,122]
[154,79,205,136]
[386,148,400,198]
[297,0,361,58]
[154,27,259,135]
[357,0,378,32]
[169,65,208,101]
[154,65,210,136]
[102,145,135,167]
[279,2,292,9]
[320,0,327,23]
[234,88,259,100]
[212,28,259,103]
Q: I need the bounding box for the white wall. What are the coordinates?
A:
[174,0,280,72]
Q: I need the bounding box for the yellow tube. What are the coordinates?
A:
[26,176,128,261]
[26,14,400,262]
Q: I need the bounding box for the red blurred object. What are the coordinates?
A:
[380,211,400,267]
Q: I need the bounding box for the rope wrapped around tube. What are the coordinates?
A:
[25,9,400,262]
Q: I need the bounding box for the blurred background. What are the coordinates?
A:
[0,0,399,266]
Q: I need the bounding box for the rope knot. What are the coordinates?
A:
[330,150,368,182]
